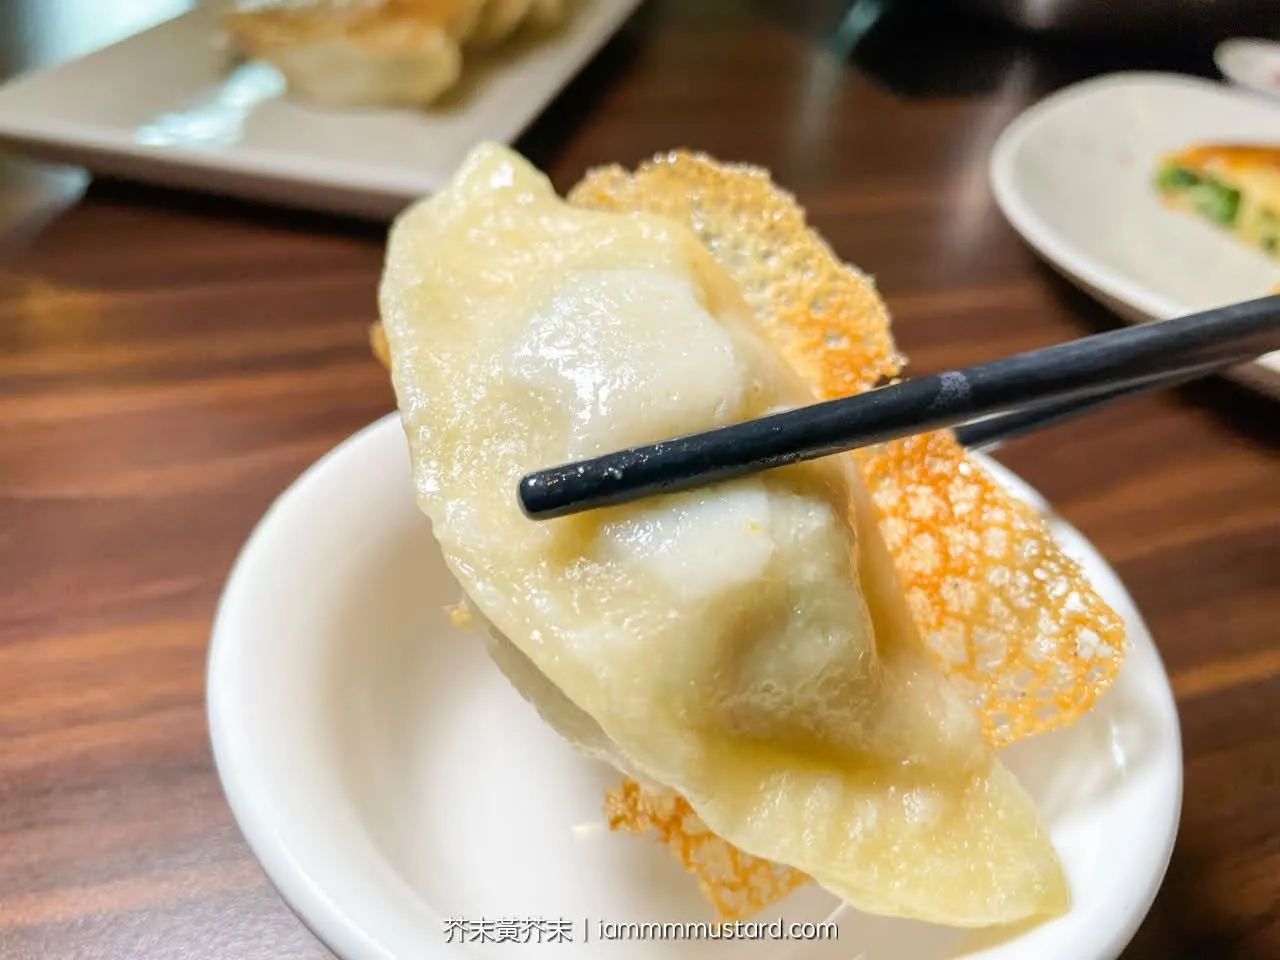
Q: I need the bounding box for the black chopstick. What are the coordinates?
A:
[951,357,1228,451]
[518,295,1280,520]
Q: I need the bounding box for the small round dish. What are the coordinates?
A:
[207,413,1183,960]
[988,71,1280,399]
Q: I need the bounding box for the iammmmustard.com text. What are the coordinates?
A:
[598,920,838,942]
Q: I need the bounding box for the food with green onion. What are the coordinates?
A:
[1154,144,1280,260]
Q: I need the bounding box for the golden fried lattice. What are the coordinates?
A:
[604,780,810,922]
[855,431,1126,746]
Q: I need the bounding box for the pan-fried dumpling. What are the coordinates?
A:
[222,0,484,108]
[378,142,1070,926]
[526,0,565,29]
[466,0,532,45]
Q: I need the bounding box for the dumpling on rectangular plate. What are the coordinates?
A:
[377,142,1070,927]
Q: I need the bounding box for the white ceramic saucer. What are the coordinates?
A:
[207,413,1183,960]
[988,71,1280,398]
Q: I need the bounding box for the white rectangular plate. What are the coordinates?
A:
[0,0,641,220]
[989,72,1280,397]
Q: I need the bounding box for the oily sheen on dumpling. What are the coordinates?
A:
[378,142,1070,926]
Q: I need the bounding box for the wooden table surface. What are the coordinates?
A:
[0,2,1276,958]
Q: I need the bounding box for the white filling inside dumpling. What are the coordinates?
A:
[509,268,745,460]
[598,482,773,602]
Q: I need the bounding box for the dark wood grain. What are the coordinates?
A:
[0,2,1277,958]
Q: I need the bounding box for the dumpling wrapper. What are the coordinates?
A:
[378,142,1070,926]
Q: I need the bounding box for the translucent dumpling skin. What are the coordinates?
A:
[378,142,1070,926]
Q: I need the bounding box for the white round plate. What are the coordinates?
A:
[1215,38,1280,99]
[208,413,1183,960]
[988,71,1280,399]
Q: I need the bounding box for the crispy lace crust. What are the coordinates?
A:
[604,780,810,920]
[855,432,1126,746]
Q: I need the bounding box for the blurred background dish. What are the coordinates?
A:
[989,71,1280,397]
[217,0,574,110]
[0,0,640,219]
